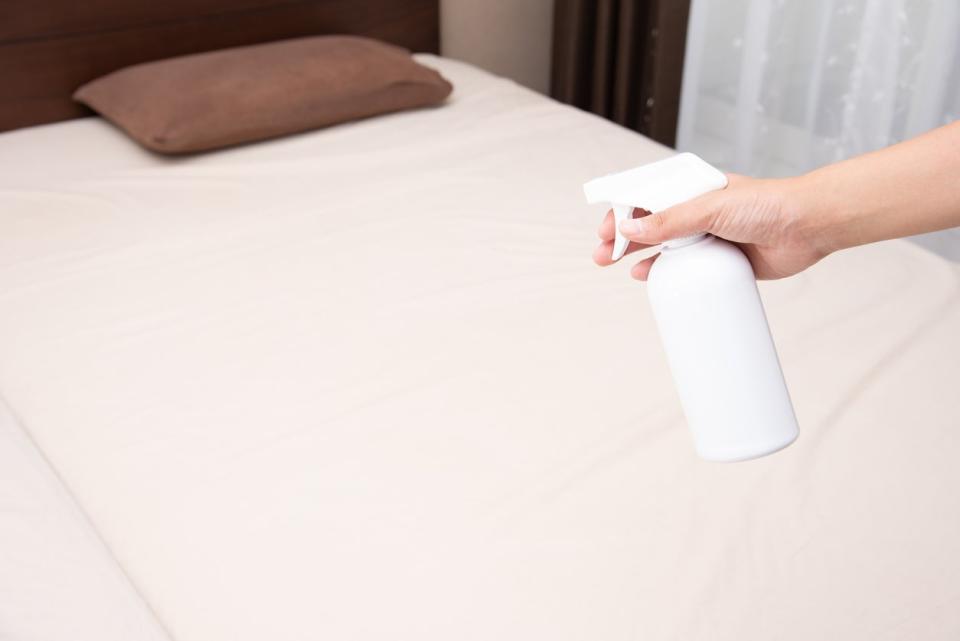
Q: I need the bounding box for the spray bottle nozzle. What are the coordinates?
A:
[583,152,728,261]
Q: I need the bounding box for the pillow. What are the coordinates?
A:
[73,36,453,154]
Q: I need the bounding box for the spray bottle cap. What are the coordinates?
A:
[583,152,728,261]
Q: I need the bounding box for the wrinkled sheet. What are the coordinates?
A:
[1,55,959,641]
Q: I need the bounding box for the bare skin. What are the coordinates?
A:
[593,121,960,280]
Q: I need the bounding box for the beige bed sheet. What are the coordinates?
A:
[0,55,959,640]
[0,399,171,641]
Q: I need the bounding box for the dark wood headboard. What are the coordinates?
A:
[0,0,440,132]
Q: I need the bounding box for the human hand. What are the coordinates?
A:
[592,174,831,280]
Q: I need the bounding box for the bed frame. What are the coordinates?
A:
[0,0,440,133]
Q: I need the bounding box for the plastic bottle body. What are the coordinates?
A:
[647,235,799,461]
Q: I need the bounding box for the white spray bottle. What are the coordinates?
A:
[584,153,799,462]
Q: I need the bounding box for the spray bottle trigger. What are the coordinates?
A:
[611,204,633,261]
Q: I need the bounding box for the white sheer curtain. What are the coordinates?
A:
[677,0,960,178]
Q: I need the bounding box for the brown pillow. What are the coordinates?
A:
[73,36,453,154]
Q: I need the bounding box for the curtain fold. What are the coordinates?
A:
[551,0,691,146]
[677,0,960,177]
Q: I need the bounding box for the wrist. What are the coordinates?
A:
[781,172,834,257]
[787,168,858,256]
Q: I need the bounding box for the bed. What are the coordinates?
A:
[2,3,960,641]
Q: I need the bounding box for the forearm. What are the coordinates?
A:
[796,121,960,252]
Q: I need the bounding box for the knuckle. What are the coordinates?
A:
[648,212,668,236]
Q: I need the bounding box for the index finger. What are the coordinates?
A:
[597,210,615,240]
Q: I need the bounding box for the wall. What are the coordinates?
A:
[440,0,554,94]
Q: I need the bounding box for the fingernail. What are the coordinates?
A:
[619,218,645,235]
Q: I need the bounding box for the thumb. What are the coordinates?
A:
[618,191,722,245]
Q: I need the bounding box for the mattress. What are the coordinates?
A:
[1,54,959,640]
